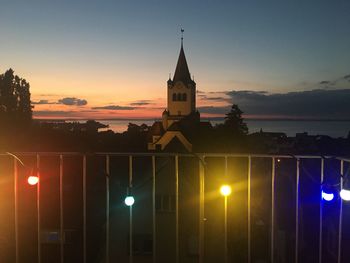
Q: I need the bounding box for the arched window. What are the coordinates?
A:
[177,93,182,101]
[182,93,187,101]
[172,93,177,101]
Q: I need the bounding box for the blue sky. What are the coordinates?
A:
[1,0,349,119]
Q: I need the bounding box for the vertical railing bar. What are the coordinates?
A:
[175,155,179,263]
[295,158,300,263]
[319,158,324,263]
[105,155,110,263]
[14,158,19,263]
[248,156,251,263]
[337,160,344,263]
[37,154,41,263]
[224,195,228,263]
[83,155,87,263]
[271,157,275,263]
[129,155,133,263]
[199,155,205,263]
[59,155,64,263]
[224,156,228,263]
[152,156,156,263]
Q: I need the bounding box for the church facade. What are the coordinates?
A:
[148,40,208,152]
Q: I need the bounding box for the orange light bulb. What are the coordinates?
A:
[27,175,39,185]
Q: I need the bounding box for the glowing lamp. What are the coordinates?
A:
[28,175,39,186]
[220,185,232,197]
[321,190,334,202]
[124,196,135,206]
[340,189,350,201]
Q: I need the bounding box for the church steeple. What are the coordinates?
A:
[173,30,192,84]
[173,46,192,84]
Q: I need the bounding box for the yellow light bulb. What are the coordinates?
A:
[220,185,232,196]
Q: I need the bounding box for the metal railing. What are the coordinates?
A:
[0,152,349,263]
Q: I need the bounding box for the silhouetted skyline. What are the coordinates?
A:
[1,0,349,119]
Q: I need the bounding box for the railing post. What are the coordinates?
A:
[338,160,344,263]
[152,156,156,263]
[105,155,110,263]
[82,155,87,263]
[59,155,64,263]
[295,158,300,263]
[248,156,251,263]
[36,154,41,263]
[224,156,228,263]
[319,158,324,263]
[129,155,133,263]
[175,155,179,263]
[271,157,275,263]
[198,155,205,263]
[14,158,19,263]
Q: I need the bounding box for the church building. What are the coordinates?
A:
[148,36,211,152]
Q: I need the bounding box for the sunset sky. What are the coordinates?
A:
[1,0,350,119]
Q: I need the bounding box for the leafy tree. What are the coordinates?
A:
[0,69,32,125]
[223,104,248,136]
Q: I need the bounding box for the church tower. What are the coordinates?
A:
[148,31,208,152]
[162,34,197,129]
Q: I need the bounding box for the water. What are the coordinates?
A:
[93,119,350,138]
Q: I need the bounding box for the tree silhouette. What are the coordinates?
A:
[0,69,32,125]
[223,104,248,136]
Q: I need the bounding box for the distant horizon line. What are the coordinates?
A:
[33,117,350,122]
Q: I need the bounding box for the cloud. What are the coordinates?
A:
[198,106,230,115]
[91,105,135,110]
[38,93,61,97]
[198,92,232,102]
[203,96,230,102]
[129,100,153,106]
[319,81,330,85]
[32,100,56,105]
[58,97,87,106]
[32,97,88,106]
[224,89,350,119]
[344,74,350,81]
[33,110,76,116]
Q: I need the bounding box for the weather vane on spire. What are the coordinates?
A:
[181,28,184,45]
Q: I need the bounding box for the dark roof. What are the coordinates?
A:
[173,45,192,84]
[149,121,164,136]
[163,136,190,153]
[167,121,182,131]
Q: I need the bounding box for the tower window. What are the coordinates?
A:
[172,93,177,101]
[177,93,182,101]
[182,93,187,101]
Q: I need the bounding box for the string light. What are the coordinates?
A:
[124,196,135,206]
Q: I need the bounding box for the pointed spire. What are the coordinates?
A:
[173,29,192,84]
[181,28,184,47]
